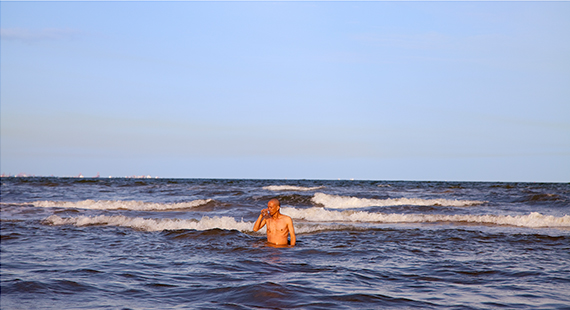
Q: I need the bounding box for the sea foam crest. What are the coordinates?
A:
[42,214,340,234]
[264,185,325,191]
[312,193,484,208]
[32,199,212,211]
[43,215,252,232]
[281,207,570,228]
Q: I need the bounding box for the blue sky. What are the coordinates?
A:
[1,1,569,181]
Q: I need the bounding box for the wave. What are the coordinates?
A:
[312,193,485,209]
[249,194,314,207]
[29,199,212,211]
[263,185,325,191]
[41,214,346,234]
[42,209,570,234]
[282,207,570,229]
[43,215,252,232]
[523,193,567,203]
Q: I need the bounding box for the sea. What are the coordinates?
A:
[1,177,569,309]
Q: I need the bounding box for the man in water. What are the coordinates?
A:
[253,198,296,246]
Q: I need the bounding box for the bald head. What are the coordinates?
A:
[268,198,280,208]
[267,199,281,216]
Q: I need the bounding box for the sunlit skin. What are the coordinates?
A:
[253,199,296,246]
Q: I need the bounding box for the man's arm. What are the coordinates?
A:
[287,217,296,246]
[253,208,268,232]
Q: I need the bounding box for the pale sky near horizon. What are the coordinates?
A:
[1,1,569,182]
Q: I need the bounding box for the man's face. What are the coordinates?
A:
[267,201,280,216]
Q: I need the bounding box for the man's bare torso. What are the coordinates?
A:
[265,214,292,245]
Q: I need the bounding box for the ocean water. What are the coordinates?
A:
[1,177,569,309]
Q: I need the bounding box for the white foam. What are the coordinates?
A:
[31,199,212,211]
[42,214,342,235]
[292,223,360,234]
[312,193,485,209]
[43,215,253,232]
[263,185,325,191]
[42,208,570,233]
[281,207,570,228]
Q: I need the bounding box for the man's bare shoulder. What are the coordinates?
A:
[280,214,293,222]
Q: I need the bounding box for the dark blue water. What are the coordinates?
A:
[1,177,569,309]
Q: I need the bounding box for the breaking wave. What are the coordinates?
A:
[30,199,212,211]
[282,207,570,228]
[42,208,570,233]
[312,193,485,209]
[263,185,325,191]
[43,215,252,232]
[42,214,349,234]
